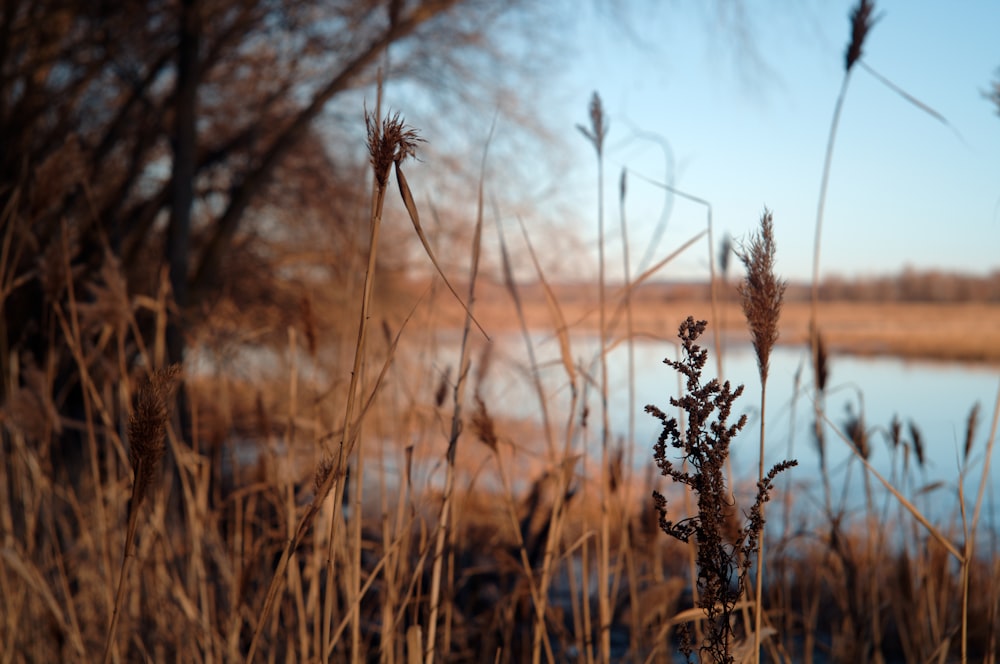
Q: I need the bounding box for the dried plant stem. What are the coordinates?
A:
[597,162,612,664]
[736,210,786,663]
[822,408,962,561]
[487,442,556,663]
[617,169,637,493]
[961,380,1000,660]
[625,168,721,378]
[753,388,768,664]
[495,215,557,461]
[351,398,366,660]
[510,214,580,664]
[810,72,851,353]
[248,111,410,664]
[425,130,490,664]
[617,168,642,657]
[321,137,390,663]
[103,366,177,664]
[812,1,876,525]
[102,497,140,664]
[578,91,611,663]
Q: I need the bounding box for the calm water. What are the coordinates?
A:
[470,331,1000,525]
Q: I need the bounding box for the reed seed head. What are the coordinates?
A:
[908,420,925,468]
[576,91,607,157]
[844,402,870,460]
[812,329,830,393]
[888,414,902,450]
[314,456,334,496]
[737,209,786,386]
[128,365,180,510]
[470,394,498,453]
[366,110,421,187]
[964,402,980,462]
[845,0,879,72]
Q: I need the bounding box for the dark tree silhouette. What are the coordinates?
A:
[0,0,558,474]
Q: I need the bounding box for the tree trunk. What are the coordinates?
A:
[167,0,199,369]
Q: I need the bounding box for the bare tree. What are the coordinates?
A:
[0,0,566,467]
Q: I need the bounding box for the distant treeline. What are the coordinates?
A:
[713,269,1000,302]
[799,269,1000,303]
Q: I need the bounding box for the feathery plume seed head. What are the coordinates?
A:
[128,365,180,510]
[365,110,422,187]
[737,209,786,386]
[845,0,879,72]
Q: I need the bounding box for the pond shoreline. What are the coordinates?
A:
[423,286,1000,366]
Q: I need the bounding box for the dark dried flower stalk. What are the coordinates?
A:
[845,0,879,72]
[128,364,180,512]
[737,209,785,387]
[647,318,796,663]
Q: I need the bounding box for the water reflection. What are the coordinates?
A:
[473,332,1000,525]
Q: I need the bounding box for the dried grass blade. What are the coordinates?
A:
[394,162,489,340]
[626,230,707,294]
[495,213,558,459]
[514,215,576,387]
[1,548,85,656]
[345,291,426,457]
[602,230,707,335]
[821,408,962,561]
[858,61,953,129]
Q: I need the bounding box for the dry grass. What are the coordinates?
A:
[4,12,1000,658]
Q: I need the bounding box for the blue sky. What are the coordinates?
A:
[547,1,1000,283]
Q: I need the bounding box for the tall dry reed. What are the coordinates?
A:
[735,209,786,663]
[103,364,180,664]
